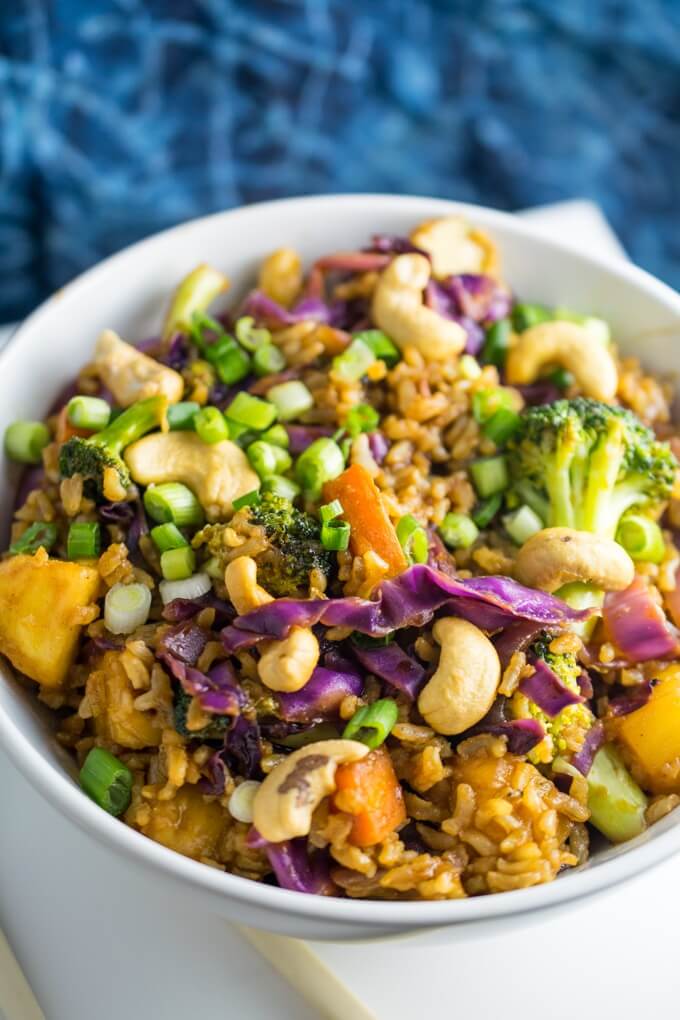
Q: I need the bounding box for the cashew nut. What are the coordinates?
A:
[514,527,635,593]
[124,432,259,521]
[505,321,618,402]
[224,556,320,692]
[417,618,501,736]
[409,216,498,278]
[252,739,369,842]
[371,254,467,361]
[94,330,184,407]
[258,247,303,308]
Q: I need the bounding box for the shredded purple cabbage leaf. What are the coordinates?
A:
[519,658,585,717]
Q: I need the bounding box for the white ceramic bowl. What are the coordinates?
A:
[2,194,680,942]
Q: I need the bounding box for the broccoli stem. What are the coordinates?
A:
[90,396,166,456]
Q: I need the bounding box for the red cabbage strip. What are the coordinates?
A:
[315,252,391,272]
[493,620,545,671]
[571,721,605,775]
[160,653,245,716]
[276,666,363,722]
[286,424,334,454]
[608,680,656,717]
[221,565,591,652]
[471,718,545,755]
[351,643,426,700]
[157,622,207,665]
[519,659,585,717]
[604,578,679,662]
[241,290,333,327]
[247,830,337,895]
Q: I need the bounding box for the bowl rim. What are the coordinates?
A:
[2,191,680,929]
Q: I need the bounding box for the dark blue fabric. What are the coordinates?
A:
[1,1,678,322]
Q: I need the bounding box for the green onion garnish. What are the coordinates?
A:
[261,424,289,449]
[352,329,400,367]
[345,403,380,437]
[547,366,574,390]
[150,522,188,553]
[396,514,429,564]
[226,391,277,432]
[511,303,552,332]
[194,406,229,444]
[503,504,544,546]
[471,493,503,529]
[319,499,343,524]
[342,698,399,749]
[321,519,350,551]
[80,747,133,816]
[261,475,301,501]
[235,315,271,352]
[481,319,511,367]
[4,421,51,464]
[232,488,262,511]
[247,440,292,479]
[332,338,376,382]
[295,438,345,496]
[67,396,111,431]
[105,581,152,634]
[439,512,479,550]
[167,401,200,431]
[482,408,522,446]
[469,455,509,498]
[161,546,196,581]
[266,381,314,422]
[471,387,515,425]
[9,521,58,556]
[214,344,251,385]
[67,521,101,559]
[616,514,665,564]
[143,483,204,527]
[252,343,286,377]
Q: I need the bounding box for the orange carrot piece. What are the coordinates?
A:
[333,747,406,847]
[323,464,407,576]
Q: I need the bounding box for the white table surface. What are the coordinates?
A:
[2,201,679,1020]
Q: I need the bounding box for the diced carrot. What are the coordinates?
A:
[55,405,92,444]
[333,747,406,847]
[323,464,407,577]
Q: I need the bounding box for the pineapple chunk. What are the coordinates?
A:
[0,552,100,688]
[87,650,163,749]
[139,785,230,860]
[617,664,680,793]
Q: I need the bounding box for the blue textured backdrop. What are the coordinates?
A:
[1,1,679,322]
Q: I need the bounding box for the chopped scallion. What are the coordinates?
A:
[9,521,58,556]
[396,514,429,564]
[345,403,379,437]
[214,343,251,384]
[503,504,544,546]
[4,421,51,464]
[332,338,376,381]
[67,396,111,431]
[439,512,478,550]
[226,391,277,432]
[158,572,212,605]
[481,319,511,367]
[321,519,350,551]
[471,493,503,529]
[472,387,515,425]
[266,381,314,422]
[167,401,200,431]
[161,546,196,581]
[469,455,509,498]
[353,329,400,367]
[253,343,286,377]
[616,514,665,564]
[260,424,289,449]
[235,315,271,352]
[482,407,522,445]
[194,406,229,444]
[319,499,343,524]
[67,521,101,559]
[261,475,301,501]
[342,698,399,749]
[80,747,133,816]
[143,483,204,527]
[511,303,552,332]
[150,522,188,553]
[247,440,292,479]
[232,488,262,511]
[295,438,345,496]
[105,582,152,634]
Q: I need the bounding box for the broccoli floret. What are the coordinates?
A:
[248,493,333,596]
[511,632,593,764]
[507,398,677,540]
[173,684,230,741]
[59,396,165,497]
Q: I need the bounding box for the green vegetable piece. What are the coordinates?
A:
[150,522,188,553]
[503,504,544,546]
[261,475,301,501]
[342,698,399,750]
[80,747,133,816]
[295,438,345,496]
[5,421,51,465]
[396,514,429,564]
[161,546,196,581]
[67,521,101,559]
[483,408,522,446]
[511,302,552,332]
[252,343,286,377]
[67,396,111,431]
[235,315,271,352]
[144,482,204,527]
[616,513,665,564]
[353,329,400,367]
[587,744,648,843]
[247,440,292,479]
[471,387,515,425]
[321,519,350,551]
[261,424,289,449]
[226,392,277,432]
[266,381,314,422]
[481,319,511,367]
[471,493,503,529]
[470,455,509,498]
[232,488,262,511]
[439,512,478,550]
[9,521,58,556]
[194,406,229,445]
[345,403,380,437]
[167,401,200,431]
[162,265,229,341]
[332,338,376,382]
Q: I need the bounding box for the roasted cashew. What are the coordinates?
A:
[410,215,497,278]
[224,556,319,692]
[258,247,303,308]
[417,618,500,736]
[505,321,618,402]
[124,432,258,521]
[252,739,369,842]
[371,254,467,361]
[514,527,635,593]
[94,330,184,407]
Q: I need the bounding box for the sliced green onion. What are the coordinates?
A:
[353,329,400,367]
[226,419,258,446]
[235,315,271,352]
[439,512,479,550]
[470,455,509,498]
[161,546,196,581]
[319,499,343,524]
[214,344,251,384]
[511,303,552,332]
[511,479,549,524]
[232,488,262,511]
[616,514,665,564]
[151,522,188,552]
[80,747,133,816]
[321,519,350,551]
[332,338,376,381]
[481,319,511,367]
[261,475,301,501]
[162,265,228,341]
[345,403,380,437]
[194,406,229,444]
[226,391,277,431]
[159,572,212,605]
[342,698,399,750]
[189,312,230,355]
[396,514,429,565]
[105,582,152,634]
[261,424,289,448]
[67,521,101,559]
[503,504,544,546]
[548,367,574,390]
[295,438,345,496]
[247,440,292,479]
[471,387,515,425]
[472,493,503,529]
[67,396,111,431]
[143,483,204,527]
[252,343,286,377]
[266,381,314,422]
[483,408,522,445]
[167,401,200,431]
[4,421,51,464]
[9,521,58,556]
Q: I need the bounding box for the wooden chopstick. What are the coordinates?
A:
[0,929,46,1020]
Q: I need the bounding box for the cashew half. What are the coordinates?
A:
[514,527,635,593]
[505,321,618,402]
[224,556,319,693]
[410,215,497,278]
[253,739,369,842]
[94,330,184,407]
[258,247,303,308]
[124,432,259,521]
[371,254,467,361]
[417,618,500,736]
